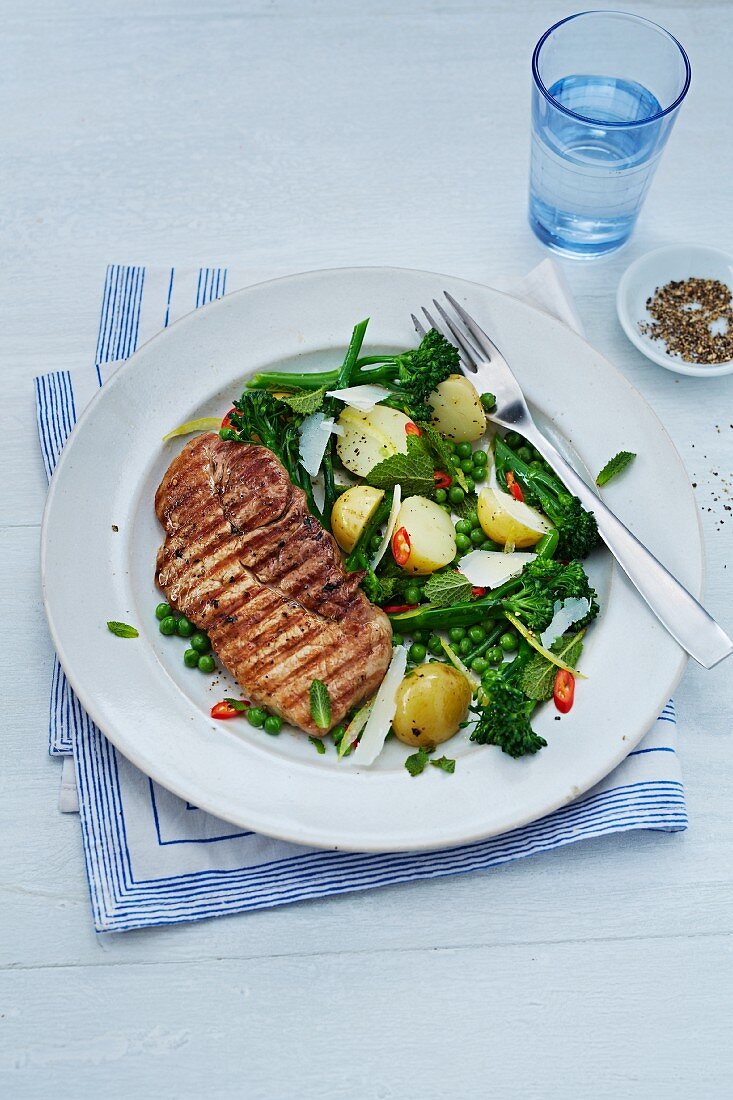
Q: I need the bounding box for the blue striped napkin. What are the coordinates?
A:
[36,263,686,932]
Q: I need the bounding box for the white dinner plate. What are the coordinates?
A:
[41,267,702,851]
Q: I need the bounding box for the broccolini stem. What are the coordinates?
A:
[321,319,369,525]
[388,576,524,632]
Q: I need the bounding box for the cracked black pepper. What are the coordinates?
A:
[639,277,733,364]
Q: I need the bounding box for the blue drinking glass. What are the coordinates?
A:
[529,11,691,258]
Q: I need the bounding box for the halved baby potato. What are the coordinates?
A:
[393,495,457,574]
[428,374,485,442]
[331,485,385,553]
[392,664,472,749]
[335,407,411,477]
[477,486,552,548]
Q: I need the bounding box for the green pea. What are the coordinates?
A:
[448,626,466,643]
[483,538,500,551]
[246,707,266,728]
[159,616,177,636]
[460,458,474,474]
[412,629,427,643]
[197,654,215,673]
[480,392,496,410]
[467,511,480,529]
[404,585,421,605]
[456,442,473,459]
[331,725,345,745]
[155,602,173,621]
[468,625,486,644]
[472,450,488,467]
[464,476,475,494]
[176,616,194,638]
[470,527,486,546]
[427,634,443,656]
[459,637,472,656]
[446,440,456,453]
[370,535,383,553]
[505,431,522,448]
[455,519,472,536]
[183,648,199,668]
[391,633,404,647]
[500,632,518,652]
[472,469,487,484]
[264,715,282,735]
[408,642,427,663]
[518,447,532,463]
[455,533,471,553]
[448,486,465,505]
[435,488,447,504]
[488,646,504,664]
[190,632,210,654]
[471,657,488,674]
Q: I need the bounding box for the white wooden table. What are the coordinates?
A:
[1,1,731,1096]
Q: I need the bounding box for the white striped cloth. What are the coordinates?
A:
[35,263,686,932]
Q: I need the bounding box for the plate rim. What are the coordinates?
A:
[41,264,701,851]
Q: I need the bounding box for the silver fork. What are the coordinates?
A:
[413,291,732,670]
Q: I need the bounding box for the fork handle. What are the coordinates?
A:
[520,426,733,669]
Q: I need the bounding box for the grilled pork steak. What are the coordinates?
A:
[155,434,392,734]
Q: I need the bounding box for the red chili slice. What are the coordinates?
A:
[434,470,452,490]
[211,700,244,720]
[383,604,418,614]
[506,471,524,502]
[391,526,411,566]
[553,669,575,714]
[405,422,422,436]
[221,408,237,430]
[471,586,487,598]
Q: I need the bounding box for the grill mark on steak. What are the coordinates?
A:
[155,434,392,734]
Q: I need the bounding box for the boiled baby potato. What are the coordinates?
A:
[392,664,472,749]
[477,486,551,548]
[428,374,486,442]
[336,409,398,477]
[331,485,385,553]
[366,405,414,450]
[394,495,457,574]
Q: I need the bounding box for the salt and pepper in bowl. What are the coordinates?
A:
[616,244,733,377]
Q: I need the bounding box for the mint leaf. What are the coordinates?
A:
[309,679,332,730]
[419,423,467,491]
[308,735,327,755]
[430,756,456,774]
[596,450,636,486]
[405,748,430,777]
[453,491,479,521]
[281,386,328,416]
[365,435,434,497]
[223,698,248,712]
[519,631,585,701]
[423,570,473,608]
[106,621,139,638]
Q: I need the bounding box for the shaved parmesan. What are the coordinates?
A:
[351,646,408,766]
[370,483,402,569]
[540,598,591,649]
[459,549,536,589]
[299,412,334,475]
[326,384,391,412]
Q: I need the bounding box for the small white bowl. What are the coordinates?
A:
[616,244,733,377]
